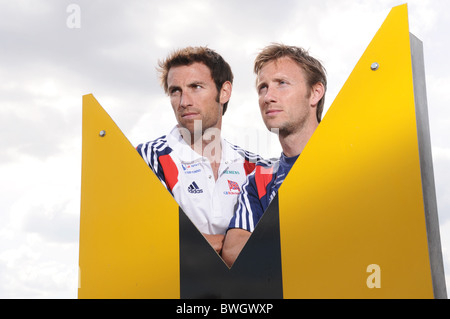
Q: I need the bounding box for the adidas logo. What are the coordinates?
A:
[188,181,203,194]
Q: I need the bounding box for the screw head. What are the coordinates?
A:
[99,130,106,137]
[371,62,379,71]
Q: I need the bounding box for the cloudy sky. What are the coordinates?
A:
[1,0,449,298]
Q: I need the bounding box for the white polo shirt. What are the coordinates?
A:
[137,126,261,235]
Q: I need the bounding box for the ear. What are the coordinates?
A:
[219,81,232,105]
[310,82,325,107]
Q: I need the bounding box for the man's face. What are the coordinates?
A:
[256,57,316,136]
[167,62,225,136]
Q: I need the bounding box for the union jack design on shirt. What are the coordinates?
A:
[227,180,241,192]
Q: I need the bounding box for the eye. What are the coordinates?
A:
[190,83,203,90]
[257,84,268,94]
[169,87,181,95]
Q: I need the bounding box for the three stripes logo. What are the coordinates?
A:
[188,181,203,194]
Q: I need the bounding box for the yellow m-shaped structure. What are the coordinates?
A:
[78,4,446,299]
[79,93,180,298]
[278,4,445,298]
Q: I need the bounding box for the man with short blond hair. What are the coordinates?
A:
[222,44,327,267]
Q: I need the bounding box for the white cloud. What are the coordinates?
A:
[0,240,78,298]
[0,0,449,298]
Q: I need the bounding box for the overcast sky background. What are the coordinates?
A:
[1,0,449,298]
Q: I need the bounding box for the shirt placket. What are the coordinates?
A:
[211,157,234,219]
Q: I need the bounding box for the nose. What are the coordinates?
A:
[179,91,193,109]
[262,86,276,105]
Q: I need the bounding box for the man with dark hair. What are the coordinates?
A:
[158,46,234,116]
[222,44,327,267]
[137,47,260,253]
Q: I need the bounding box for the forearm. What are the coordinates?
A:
[202,233,225,255]
[222,229,251,268]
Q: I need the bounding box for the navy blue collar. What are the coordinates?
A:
[280,152,300,167]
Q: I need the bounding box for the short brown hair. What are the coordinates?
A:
[158,46,234,115]
[254,43,327,123]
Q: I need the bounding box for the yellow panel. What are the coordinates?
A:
[279,4,434,298]
[78,94,180,298]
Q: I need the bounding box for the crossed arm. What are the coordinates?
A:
[221,228,251,268]
[203,229,251,269]
[202,233,226,254]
